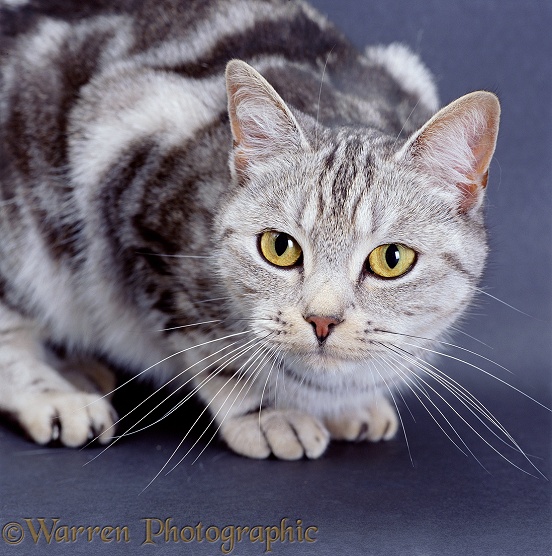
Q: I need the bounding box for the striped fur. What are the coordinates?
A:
[0,0,499,459]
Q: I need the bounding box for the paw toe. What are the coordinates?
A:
[285,411,329,459]
[262,412,304,460]
[17,391,116,447]
[365,402,399,442]
[18,405,58,445]
[221,413,271,459]
[221,409,329,460]
[325,397,399,443]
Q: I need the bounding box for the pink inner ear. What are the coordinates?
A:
[458,178,486,211]
[410,91,500,212]
[230,100,292,176]
[225,60,309,179]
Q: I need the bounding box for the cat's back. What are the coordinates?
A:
[0,0,343,74]
[0,0,347,188]
[1,0,433,134]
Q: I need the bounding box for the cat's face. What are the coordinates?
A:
[215,133,487,372]
[214,61,498,373]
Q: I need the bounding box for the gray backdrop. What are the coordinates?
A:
[1,1,550,555]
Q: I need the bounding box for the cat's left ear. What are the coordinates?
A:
[399,91,500,212]
[225,60,310,180]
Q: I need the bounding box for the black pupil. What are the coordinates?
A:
[275,234,290,256]
[385,244,400,269]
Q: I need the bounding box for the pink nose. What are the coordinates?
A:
[304,315,341,344]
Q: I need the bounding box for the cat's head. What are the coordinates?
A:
[215,60,500,373]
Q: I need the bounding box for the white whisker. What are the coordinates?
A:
[140,337,270,491]
[195,297,232,304]
[378,347,473,460]
[448,325,493,349]
[381,342,547,478]
[375,328,513,375]
[474,287,535,318]
[393,98,420,148]
[162,339,274,475]
[258,349,283,431]
[390,344,540,457]
[397,341,551,412]
[189,343,279,465]
[157,319,221,332]
[372,361,415,467]
[132,333,276,437]
[85,337,256,461]
[374,353,416,422]
[315,45,335,149]
[135,252,213,259]
[184,342,276,463]
[82,329,253,410]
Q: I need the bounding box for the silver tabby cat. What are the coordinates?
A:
[0,0,499,460]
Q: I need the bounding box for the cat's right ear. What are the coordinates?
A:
[225,60,310,181]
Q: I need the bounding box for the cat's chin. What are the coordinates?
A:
[293,350,373,375]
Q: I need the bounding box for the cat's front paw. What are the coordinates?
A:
[15,391,117,447]
[221,409,330,460]
[324,397,399,442]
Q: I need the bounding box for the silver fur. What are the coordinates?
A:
[0,0,500,460]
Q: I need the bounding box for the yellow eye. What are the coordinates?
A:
[367,243,416,279]
[259,231,303,268]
